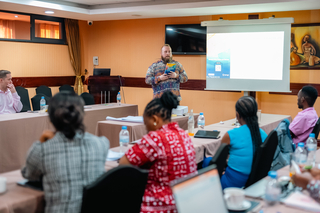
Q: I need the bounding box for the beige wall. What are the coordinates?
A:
[1,9,320,123]
[79,10,320,124]
[0,39,74,100]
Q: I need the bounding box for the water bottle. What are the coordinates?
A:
[188,109,194,136]
[117,92,121,105]
[119,126,129,152]
[40,96,46,113]
[198,112,205,129]
[306,133,317,168]
[265,171,281,206]
[295,142,307,165]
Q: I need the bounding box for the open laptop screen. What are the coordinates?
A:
[171,165,228,213]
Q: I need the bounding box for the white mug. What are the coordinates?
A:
[224,187,245,209]
[0,176,7,194]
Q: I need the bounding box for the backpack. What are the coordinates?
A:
[270,119,294,171]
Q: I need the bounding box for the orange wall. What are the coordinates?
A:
[79,10,320,124]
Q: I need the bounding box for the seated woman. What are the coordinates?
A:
[220,96,268,189]
[119,91,197,213]
[21,91,109,213]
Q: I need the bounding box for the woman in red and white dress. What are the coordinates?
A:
[119,91,197,213]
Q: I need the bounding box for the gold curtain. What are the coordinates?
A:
[65,19,83,95]
[0,20,15,39]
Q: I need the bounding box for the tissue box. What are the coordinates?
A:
[172,106,188,116]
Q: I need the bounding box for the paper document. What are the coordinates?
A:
[106,150,125,161]
[283,191,320,212]
[106,116,143,123]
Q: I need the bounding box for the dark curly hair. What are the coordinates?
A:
[144,91,179,121]
[301,85,318,107]
[48,91,85,139]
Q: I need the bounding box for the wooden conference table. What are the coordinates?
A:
[0,113,292,213]
[0,104,138,173]
[96,114,199,148]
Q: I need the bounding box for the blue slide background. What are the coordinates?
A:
[206,49,231,79]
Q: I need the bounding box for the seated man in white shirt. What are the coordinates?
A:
[0,70,23,114]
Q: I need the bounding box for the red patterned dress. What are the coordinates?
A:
[125,122,197,213]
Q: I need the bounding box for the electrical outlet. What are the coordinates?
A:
[93,56,99,65]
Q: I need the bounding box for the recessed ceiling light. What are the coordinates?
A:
[45,11,54,14]
[15,15,18,18]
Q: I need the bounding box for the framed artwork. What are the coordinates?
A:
[290,23,320,69]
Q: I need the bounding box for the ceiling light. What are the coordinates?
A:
[45,11,54,14]
[30,1,61,10]
[15,15,18,18]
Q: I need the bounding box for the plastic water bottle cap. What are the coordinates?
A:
[310,133,315,138]
[122,126,127,130]
[268,171,277,179]
[41,96,44,99]
[200,112,203,115]
[298,142,304,147]
[118,92,120,94]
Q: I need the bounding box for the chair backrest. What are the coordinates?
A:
[59,84,74,93]
[80,92,95,105]
[15,86,31,112]
[36,85,52,98]
[81,165,148,213]
[312,117,320,139]
[31,94,50,111]
[245,130,278,188]
[209,143,229,177]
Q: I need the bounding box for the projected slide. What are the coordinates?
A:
[207,31,284,80]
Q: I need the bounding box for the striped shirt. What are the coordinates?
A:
[21,132,109,213]
[145,60,188,98]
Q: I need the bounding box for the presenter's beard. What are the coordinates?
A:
[162,56,172,64]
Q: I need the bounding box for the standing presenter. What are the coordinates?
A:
[145,44,188,99]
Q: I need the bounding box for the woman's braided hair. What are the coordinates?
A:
[144,91,179,121]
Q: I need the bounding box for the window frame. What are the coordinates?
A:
[0,10,66,45]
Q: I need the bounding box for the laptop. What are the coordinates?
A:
[194,130,220,139]
[93,68,111,76]
[170,165,229,213]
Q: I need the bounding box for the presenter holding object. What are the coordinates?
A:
[145,44,188,99]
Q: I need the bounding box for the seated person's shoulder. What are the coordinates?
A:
[259,128,268,141]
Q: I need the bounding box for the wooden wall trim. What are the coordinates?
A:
[15,76,317,95]
[122,77,207,90]
[122,77,239,92]
[269,83,320,96]
[12,76,84,88]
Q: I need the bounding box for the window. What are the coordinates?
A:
[0,10,65,44]
[0,11,30,40]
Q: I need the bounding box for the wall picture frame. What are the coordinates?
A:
[290,23,320,69]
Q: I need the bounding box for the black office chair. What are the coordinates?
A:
[15,86,31,112]
[245,130,278,188]
[81,165,148,213]
[208,143,229,177]
[59,84,74,93]
[80,92,95,105]
[36,85,52,98]
[312,117,320,140]
[31,94,50,111]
